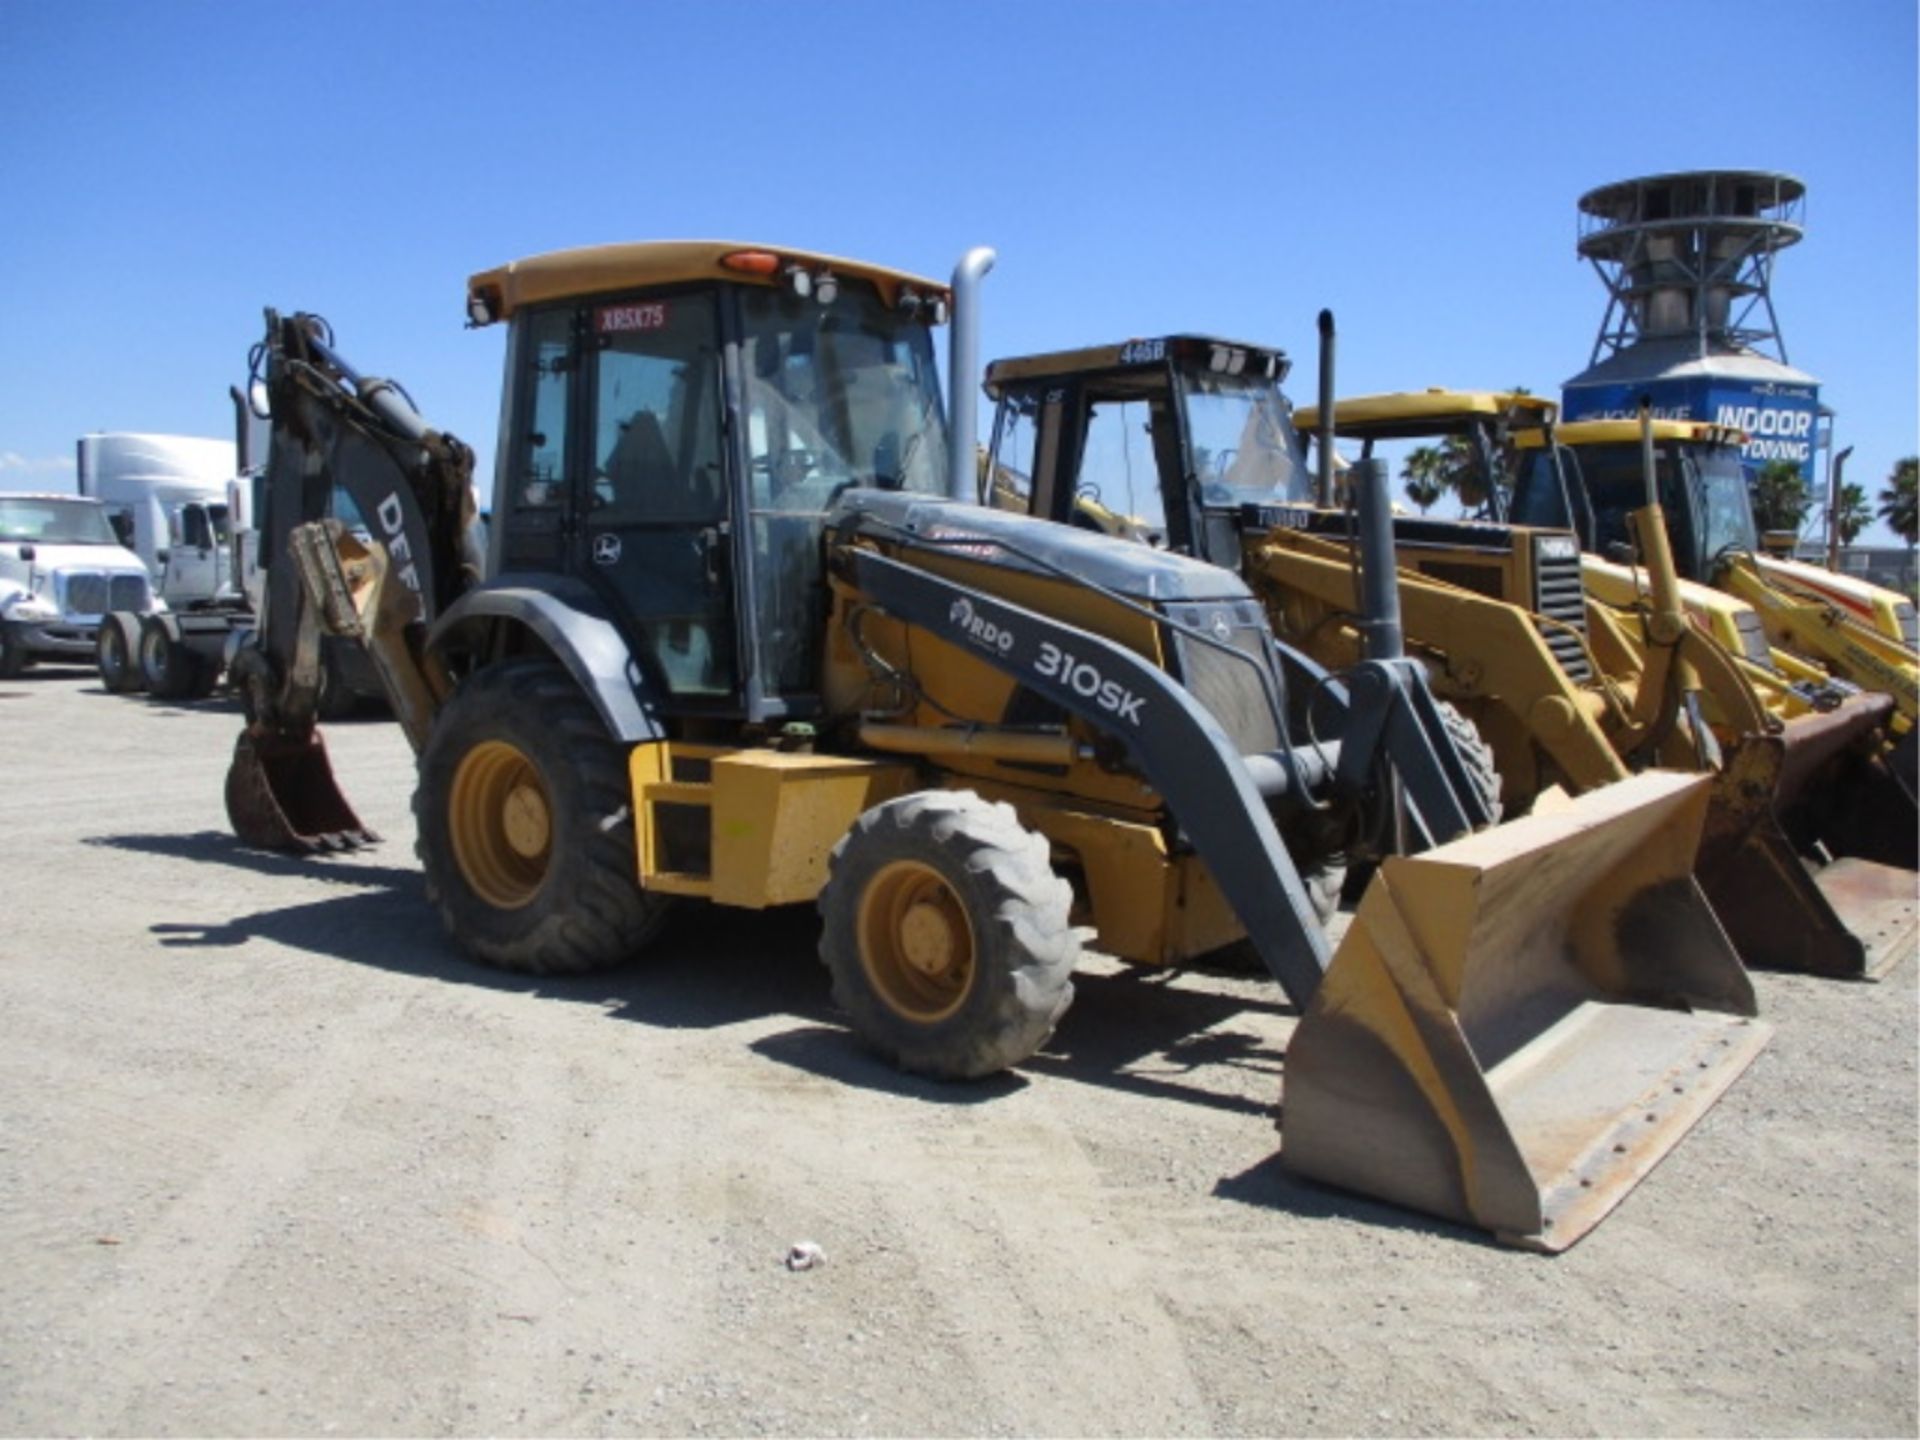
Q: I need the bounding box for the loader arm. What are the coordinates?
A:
[1718,554,1919,724]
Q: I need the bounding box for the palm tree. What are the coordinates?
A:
[1878,457,1918,546]
[1401,445,1445,515]
[1832,482,1873,546]
[1750,459,1811,534]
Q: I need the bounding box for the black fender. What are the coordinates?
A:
[427,576,662,743]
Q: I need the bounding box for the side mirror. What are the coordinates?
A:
[17,543,34,562]
[155,547,170,566]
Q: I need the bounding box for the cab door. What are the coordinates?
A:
[582,292,738,704]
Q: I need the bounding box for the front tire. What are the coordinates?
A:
[97,615,144,693]
[0,622,29,679]
[415,658,672,974]
[819,791,1080,1079]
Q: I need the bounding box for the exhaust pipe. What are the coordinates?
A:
[1315,309,1336,508]
[948,247,997,502]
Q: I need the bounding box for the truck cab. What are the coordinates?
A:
[0,493,155,675]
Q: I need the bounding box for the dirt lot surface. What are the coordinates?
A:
[1,666,1915,1438]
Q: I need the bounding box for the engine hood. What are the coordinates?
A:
[830,489,1255,605]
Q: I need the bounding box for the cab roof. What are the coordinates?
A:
[466,241,948,324]
[984,336,1288,395]
[1513,418,1748,450]
[1292,389,1556,439]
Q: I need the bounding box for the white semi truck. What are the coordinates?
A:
[0,493,156,677]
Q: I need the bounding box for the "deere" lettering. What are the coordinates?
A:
[1035,641,1145,725]
[375,493,423,593]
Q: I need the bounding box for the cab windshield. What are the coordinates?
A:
[740,283,949,509]
[739,281,950,696]
[1177,371,1312,506]
[0,497,119,545]
[1695,450,1760,557]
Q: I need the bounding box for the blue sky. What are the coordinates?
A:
[2,0,1914,540]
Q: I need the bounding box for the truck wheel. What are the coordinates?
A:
[415,658,672,974]
[0,623,28,679]
[140,619,199,700]
[97,615,144,693]
[819,790,1080,1079]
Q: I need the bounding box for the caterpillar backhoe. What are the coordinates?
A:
[983,332,1911,978]
[222,241,1767,1249]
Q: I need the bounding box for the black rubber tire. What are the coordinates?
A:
[1436,699,1503,825]
[140,620,200,700]
[818,790,1080,1079]
[97,615,144,693]
[415,658,672,974]
[0,622,30,679]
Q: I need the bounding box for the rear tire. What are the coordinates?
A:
[97,615,143,693]
[818,790,1080,1079]
[415,658,672,974]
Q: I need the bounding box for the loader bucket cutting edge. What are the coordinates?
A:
[1282,770,1771,1251]
[225,726,378,853]
[1698,728,1915,980]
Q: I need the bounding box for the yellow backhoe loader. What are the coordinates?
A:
[982,332,1911,979]
[221,242,1767,1249]
[1510,418,1917,778]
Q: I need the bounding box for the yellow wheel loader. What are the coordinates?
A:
[221,241,1767,1249]
[982,331,1911,979]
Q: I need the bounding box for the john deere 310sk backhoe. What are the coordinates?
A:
[223,241,1765,1250]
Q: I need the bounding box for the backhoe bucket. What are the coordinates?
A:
[1284,771,1769,1251]
[225,725,378,853]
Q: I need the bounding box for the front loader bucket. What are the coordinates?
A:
[1697,719,1916,981]
[225,725,378,853]
[1773,695,1918,873]
[1284,771,1769,1251]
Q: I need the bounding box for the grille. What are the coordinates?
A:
[1530,538,1592,683]
[1161,598,1283,756]
[54,570,149,618]
[59,571,108,616]
[109,574,151,612]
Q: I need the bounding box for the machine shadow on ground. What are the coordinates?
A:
[84,826,1437,1233]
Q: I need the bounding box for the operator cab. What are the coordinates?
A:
[984,336,1311,567]
[470,242,952,724]
[1511,421,1757,580]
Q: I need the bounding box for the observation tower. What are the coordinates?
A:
[1561,170,1822,484]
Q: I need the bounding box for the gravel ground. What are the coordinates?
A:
[0,665,1914,1438]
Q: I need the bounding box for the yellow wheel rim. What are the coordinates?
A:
[856,860,976,1023]
[449,739,553,910]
